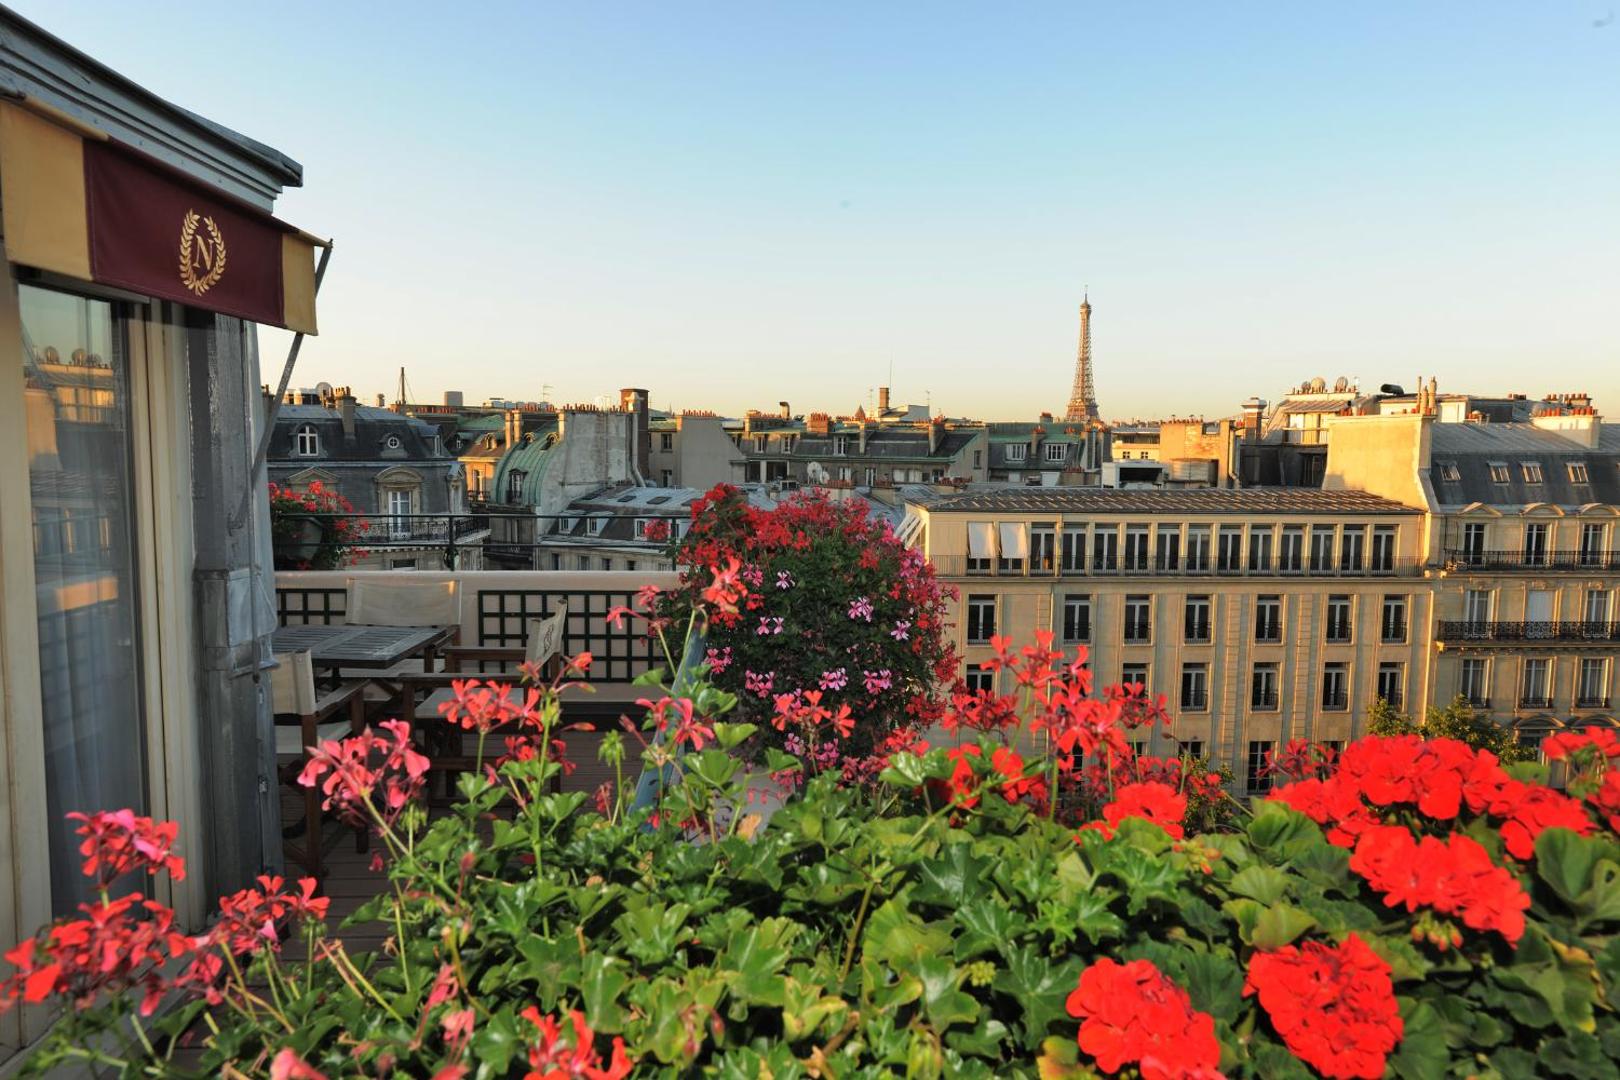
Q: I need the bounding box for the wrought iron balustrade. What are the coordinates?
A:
[1436,621,1620,644]
[1444,549,1620,572]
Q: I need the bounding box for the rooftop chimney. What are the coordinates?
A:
[929,416,945,454]
[878,387,891,413]
[504,409,523,452]
[620,388,651,478]
[376,393,386,407]
[779,400,791,420]
[337,387,357,439]
[444,390,464,408]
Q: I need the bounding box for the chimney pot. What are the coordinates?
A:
[878,387,891,412]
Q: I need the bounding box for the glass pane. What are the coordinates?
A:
[20,285,147,915]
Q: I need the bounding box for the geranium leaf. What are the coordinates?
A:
[1387,999,1451,1079]
[914,845,994,909]
[993,945,1081,1049]
[578,953,630,1032]
[1248,902,1317,950]
[1228,866,1291,906]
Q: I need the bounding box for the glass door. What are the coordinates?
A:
[19,284,149,915]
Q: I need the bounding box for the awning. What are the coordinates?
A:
[0,98,326,334]
[966,522,996,559]
[998,522,1029,559]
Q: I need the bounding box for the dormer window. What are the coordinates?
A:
[1438,461,1461,482]
[1007,444,1027,462]
[1487,461,1509,484]
[294,424,320,456]
[385,434,403,450]
[1568,461,1591,484]
[506,469,526,502]
[1044,443,1067,463]
[834,436,849,455]
[1520,462,1543,484]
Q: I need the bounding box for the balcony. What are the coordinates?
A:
[1444,549,1620,572]
[1464,695,1492,709]
[1519,696,1554,710]
[1181,692,1209,711]
[932,553,1425,579]
[1577,696,1612,710]
[1322,691,1349,711]
[1184,621,1211,644]
[1123,619,1152,644]
[1251,691,1279,710]
[1436,621,1620,645]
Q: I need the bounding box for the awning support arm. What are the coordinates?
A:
[230,242,333,530]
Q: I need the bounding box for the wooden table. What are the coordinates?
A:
[272,624,456,671]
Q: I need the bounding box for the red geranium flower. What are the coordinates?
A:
[520,1006,634,1080]
[66,809,186,887]
[1094,781,1187,839]
[1245,934,1402,1079]
[1349,824,1529,944]
[1065,958,1224,1080]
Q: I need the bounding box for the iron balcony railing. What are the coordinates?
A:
[1465,695,1492,709]
[937,554,1425,579]
[1520,696,1554,709]
[1444,549,1620,571]
[1577,696,1612,709]
[1322,691,1349,711]
[1181,693,1209,711]
[1251,690,1279,710]
[1379,691,1404,709]
[1184,621,1212,643]
[1437,621,1620,644]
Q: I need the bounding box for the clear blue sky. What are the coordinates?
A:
[19,1,1618,421]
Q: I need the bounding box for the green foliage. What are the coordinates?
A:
[1366,693,1534,763]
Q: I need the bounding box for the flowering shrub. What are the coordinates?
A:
[267,480,369,570]
[8,569,1620,1076]
[654,483,956,759]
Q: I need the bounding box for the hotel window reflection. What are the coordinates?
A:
[20,284,149,915]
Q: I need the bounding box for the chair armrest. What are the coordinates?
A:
[312,679,370,721]
[442,646,524,673]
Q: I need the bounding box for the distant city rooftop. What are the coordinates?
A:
[927,487,1420,515]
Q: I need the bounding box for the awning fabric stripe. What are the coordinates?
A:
[966,521,996,559]
[0,99,325,334]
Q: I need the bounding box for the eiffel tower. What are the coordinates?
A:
[1064,293,1099,422]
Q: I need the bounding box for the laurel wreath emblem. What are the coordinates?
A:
[178,209,227,296]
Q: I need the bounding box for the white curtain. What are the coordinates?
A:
[998,522,1029,559]
[966,522,997,559]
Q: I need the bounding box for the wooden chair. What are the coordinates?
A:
[400,602,570,796]
[342,576,463,697]
[270,651,369,879]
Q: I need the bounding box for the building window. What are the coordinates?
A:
[1523,522,1548,566]
[1122,662,1149,690]
[1031,525,1056,572]
[1186,526,1211,572]
[1044,442,1066,463]
[1585,589,1611,625]
[600,558,613,571]
[1156,526,1181,571]
[1580,523,1607,567]
[661,469,673,486]
[1569,461,1590,484]
[1339,526,1365,571]
[1322,663,1349,710]
[1180,664,1209,711]
[753,435,768,453]
[550,553,562,570]
[1488,461,1510,484]
[1377,662,1404,709]
[1124,595,1152,643]
[1438,460,1461,482]
[1006,444,1028,462]
[997,522,1028,573]
[506,469,527,503]
[1216,526,1243,572]
[1255,595,1282,642]
[660,432,673,451]
[626,560,637,571]
[1061,527,1086,573]
[390,558,417,570]
[1062,595,1091,642]
[864,467,876,486]
[1325,595,1352,643]
[1247,741,1275,794]
[1464,588,1492,625]
[1521,659,1551,708]
[1370,526,1396,572]
[1309,526,1334,572]
[1093,527,1119,572]
[1460,659,1490,706]
[1520,461,1544,484]
[1248,526,1274,572]
[1251,663,1279,710]
[972,449,982,468]
[1180,739,1205,759]
[1461,522,1487,561]
[966,595,996,643]
[385,487,416,539]
[294,423,321,457]
[1380,595,1408,643]
[1279,526,1304,572]
[965,664,994,693]
[1184,595,1211,642]
[1124,525,1150,571]
[1578,659,1610,707]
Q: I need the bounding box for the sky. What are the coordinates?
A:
[17,2,1619,422]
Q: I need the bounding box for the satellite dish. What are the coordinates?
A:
[1309,376,1327,393]
[1333,377,1349,392]
[315,381,334,399]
